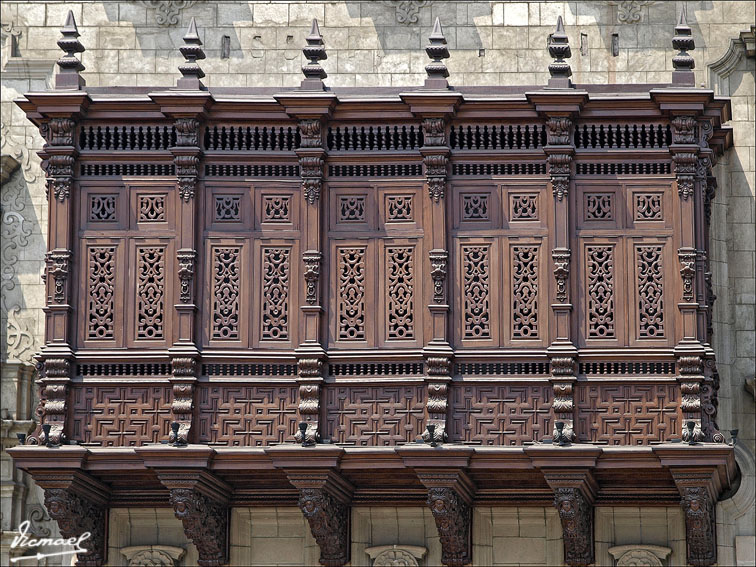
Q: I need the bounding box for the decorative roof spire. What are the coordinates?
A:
[424,17,450,89]
[176,17,206,90]
[547,16,573,89]
[301,19,327,91]
[55,10,85,90]
[672,7,696,86]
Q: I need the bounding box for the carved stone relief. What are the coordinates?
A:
[121,545,186,567]
[365,545,427,567]
[141,1,198,27]
[608,544,671,566]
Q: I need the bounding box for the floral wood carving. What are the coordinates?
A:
[45,249,71,304]
[554,487,594,566]
[427,487,471,567]
[548,153,571,201]
[168,487,228,567]
[423,118,446,146]
[298,488,350,567]
[678,247,696,302]
[141,1,198,27]
[673,152,697,200]
[175,155,200,201]
[300,156,324,204]
[300,119,322,148]
[43,487,106,566]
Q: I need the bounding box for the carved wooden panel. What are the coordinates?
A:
[386,195,413,222]
[214,195,241,222]
[135,245,166,340]
[261,195,291,223]
[260,246,290,341]
[635,244,665,339]
[89,194,117,223]
[584,192,614,221]
[82,239,125,346]
[330,187,375,231]
[461,243,493,341]
[197,385,298,446]
[137,194,166,223]
[575,383,681,445]
[448,384,552,445]
[385,245,416,342]
[634,193,663,221]
[379,188,422,231]
[81,187,127,230]
[130,187,175,232]
[510,244,540,340]
[324,385,426,446]
[70,385,172,446]
[206,239,249,345]
[336,245,368,342]
[455,188,498,229]
[207,186,252,231]
[509,192,539,221]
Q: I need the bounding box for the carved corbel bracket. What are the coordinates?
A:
[170,357,197,444]
[549,356,577,443]
[35,471,109,566]
[296,357,324,444]
[416,470,474,567]
[286,470,353,567]
[669,470,717,566]
[543,470,597,567]
[157,471,230,567]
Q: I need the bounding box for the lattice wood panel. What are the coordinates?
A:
[448,384,552,445]
[575,383,681,445]
[197,385,298,446]
[70,385,172,446]
[324,386,426,446]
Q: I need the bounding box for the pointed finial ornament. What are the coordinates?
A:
[424,17,450,89]
[547,16,573,89]
[672,7,696,86]
[176,17,206,90]
[301,19,327,91]
[55,10,86,90]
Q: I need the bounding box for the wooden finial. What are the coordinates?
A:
[301,19,327,91]
[672,7,696,86]
[424,17,450,89]
[547,16,573,88]
[177,17,206,90]
[55,10,86,90]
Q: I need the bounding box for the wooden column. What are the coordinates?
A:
[152,91,212,444]
[276,93,336,444]
[529,91,587,443]
[402,92,461,444]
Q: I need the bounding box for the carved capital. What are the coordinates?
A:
[546,116,572,146]
[552,248,571,303]
[47,117,76,146]
[671,115,697,145]
[429,249,448,304]
[422,117,446,146]
[299,119,322,148]
[175,117,200,146]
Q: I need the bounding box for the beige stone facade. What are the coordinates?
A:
[1,1,754,565]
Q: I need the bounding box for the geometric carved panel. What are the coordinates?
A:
[449,384,552,445]
[70,385,172,446]
[196,385,298,446]
[575,383,680,445]
[324,386,426,446]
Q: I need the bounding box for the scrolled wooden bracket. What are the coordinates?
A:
[286,470,353,567]
[157,471,230,567]
[36,471,109,567]
[416,470,475,566]
[670,470,718,566]
[543,470,597,567]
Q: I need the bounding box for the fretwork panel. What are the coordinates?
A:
[575,383,681,445]
[196,385,298,446]
[70,385,172,446]
[448,384,552,445]
[324,386,426,446]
